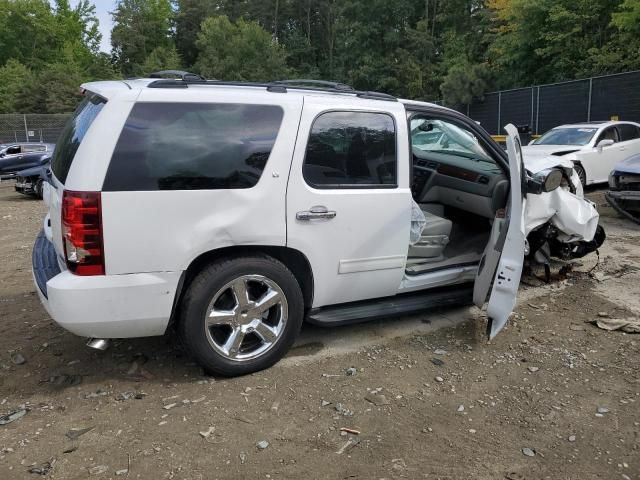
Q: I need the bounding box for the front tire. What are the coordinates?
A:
[178,255,304,376]
[34,179,44,199]
[573,164,587,187]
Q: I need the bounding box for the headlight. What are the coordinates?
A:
[542,169,563,192]
[608,173,618,190]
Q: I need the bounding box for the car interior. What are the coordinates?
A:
[406,114,509,275]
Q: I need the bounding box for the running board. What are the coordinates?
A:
[306,284,473,327]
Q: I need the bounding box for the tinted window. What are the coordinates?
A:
[303,111,396,188]
[103,103,283,191]
[618,124,640,141]
[51,95,106,183]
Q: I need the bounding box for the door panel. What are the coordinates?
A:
[580,126,626,184]
[286,97,411,307]
[473,124,526,338]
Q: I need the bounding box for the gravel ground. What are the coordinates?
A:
[0,182,639,480]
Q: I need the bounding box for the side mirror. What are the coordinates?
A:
[597,139,614,152]
[527,168,563,194]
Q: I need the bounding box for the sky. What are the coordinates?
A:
[53,0,117,53]
[93,1,117,52]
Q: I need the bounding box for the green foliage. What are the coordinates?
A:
[195,16,290,82]
[142,45,182,75]
[441,62,492,106]
[111,0,173,76]
[0,60,34,113]
[0,0,639,114]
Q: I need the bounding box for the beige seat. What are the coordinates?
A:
[408,206,452,260]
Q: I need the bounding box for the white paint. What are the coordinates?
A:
[285,95,412,307]
[474,124,526,338]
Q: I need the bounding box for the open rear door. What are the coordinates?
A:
[473,124,527,338]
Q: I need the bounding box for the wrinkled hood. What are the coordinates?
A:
[522,152,575,174]
[613,153,640,175]
[522,144,581,157]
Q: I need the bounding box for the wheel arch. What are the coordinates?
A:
[572,160,588,184]
[168,246,314,329]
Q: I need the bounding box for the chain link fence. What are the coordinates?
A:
[452,70,640,135]
[0,114,71,144]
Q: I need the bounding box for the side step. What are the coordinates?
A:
[306,284,474,327]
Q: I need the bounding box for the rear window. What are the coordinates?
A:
[103,103,284,191]
[51,94,106,183]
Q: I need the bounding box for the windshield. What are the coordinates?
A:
[534,127,597,146]
[410,118,493,162]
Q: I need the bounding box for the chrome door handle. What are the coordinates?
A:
[296,206,337,221]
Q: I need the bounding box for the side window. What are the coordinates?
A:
[6,146,21,155]
[303,111,397,188]
[23,145,44,152]
[618,124,640,142]
[103,103,284,191]
[597,126,619,144]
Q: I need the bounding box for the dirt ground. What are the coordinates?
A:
[0,182,639,480]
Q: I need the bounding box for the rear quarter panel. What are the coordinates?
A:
[100,89,303,274]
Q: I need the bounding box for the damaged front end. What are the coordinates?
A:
[523,157,605,274]
[606,154,640,225]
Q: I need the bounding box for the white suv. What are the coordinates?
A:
[32,75,577,376]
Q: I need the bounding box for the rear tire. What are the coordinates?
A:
[178,255,304,376]
[573,164,587,187]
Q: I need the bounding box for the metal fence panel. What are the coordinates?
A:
[500,88,535,134]
[457,70,640,136]
[537,79,590,134]
[0,114,70,144]
[590,71,640,122]
[468,93,500,134]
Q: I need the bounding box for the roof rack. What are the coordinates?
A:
[149,70,206,81]
[271,79,354,91]
[146,75,397,102]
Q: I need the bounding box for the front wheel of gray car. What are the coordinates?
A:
[178,255,304,376]
[34,179,44,199]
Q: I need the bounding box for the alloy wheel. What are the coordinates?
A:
[204,274,288,361]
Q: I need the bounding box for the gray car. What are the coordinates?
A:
[0,143,55,180]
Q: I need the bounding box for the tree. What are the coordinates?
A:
[111,0,173,76]
[195,16,290,81]
[142,45,182,74]
[0,60,34,113]
[174,0,217,67]
[487,0,624,87]
[440,62,491,106]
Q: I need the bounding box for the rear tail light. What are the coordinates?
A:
[62,190,105,275]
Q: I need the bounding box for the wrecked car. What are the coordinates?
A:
[606,153,640,224]
[0,143,54,180]
[522,121,640,186]
[32,75,604,376]
[14,159,51,199]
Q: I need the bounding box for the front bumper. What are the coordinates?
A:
[605,190,640,224]
[15,178,35,195]
[32,230,182,338]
